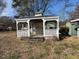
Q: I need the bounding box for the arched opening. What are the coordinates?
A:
[45,21,57,29]
[17,22,28,37]
[45,20,57,36]
[29,19,43,37]
[18,22,28,30]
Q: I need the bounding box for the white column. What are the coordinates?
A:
[16,21,19,37]
[43,19,46,37]
[27,20,30,37]
[57,19,59,39]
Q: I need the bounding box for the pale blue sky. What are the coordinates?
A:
[0,0,79,19]
[0,0,17,17]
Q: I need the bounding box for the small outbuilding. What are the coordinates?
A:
[66,19,79,37]
[16,13,59,39]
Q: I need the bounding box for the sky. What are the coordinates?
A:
[0,0,79,19]
[0,0,17,17]
[45,0,79,19]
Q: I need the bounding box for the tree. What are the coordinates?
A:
[0,0,6,14]
[13,0,51,18]
[70,4,79,20]
[0,16,16,31]
[0,16,15,27]
[58,0,74,21]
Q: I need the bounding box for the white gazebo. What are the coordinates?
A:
[16,14,59,39]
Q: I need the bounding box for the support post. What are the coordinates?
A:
[43,19,46,37]
[16,21,19,38]
[27,20,30,37]
[57,18,59,39]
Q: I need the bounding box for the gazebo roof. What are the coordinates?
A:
[71,19,79,22]
[15,16,59,22]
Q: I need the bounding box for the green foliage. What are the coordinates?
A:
[59,27,69,36]
[23,0,28,6]
[13,0,20,7]
[19,11,25,17]
[0,16,16,31]
[0,16,15,27]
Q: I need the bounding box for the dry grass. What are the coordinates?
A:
[0,31,79,59]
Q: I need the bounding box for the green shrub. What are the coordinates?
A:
[59,27,69,36]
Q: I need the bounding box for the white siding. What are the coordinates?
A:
[45,29,57,36]
[17,30,28,37]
